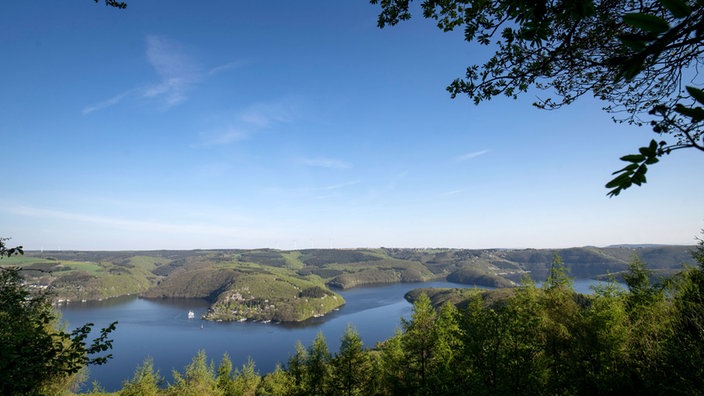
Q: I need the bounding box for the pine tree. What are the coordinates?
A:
[120,358,162,396]
[305,332,331,396]
[231,357,260,396]
[332,324,369,396]
[167,350,221,396]
[287,341,308,395]
[401,292,437,394]
[215,354,235,395]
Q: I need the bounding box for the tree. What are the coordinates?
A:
[370,0,703,195]
[545,252,573,291]
[216,354,235,395]
[400,292,437,394]
[94,0,127,9]
[0,238,116,395]
[427,302,462,395]
[0,237,22,258]
[304,332,332,396]
[120,358,162,396]
[257,364,294,396]
[666,234,704,393]
[231,357,260,396]
[287,341,308,395]
[332,324,370,396]
[167,350,221,396]
[377,330,409,395]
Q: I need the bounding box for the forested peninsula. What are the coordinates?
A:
[2,245,694,323]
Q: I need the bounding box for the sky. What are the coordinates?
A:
[1,1,702,251]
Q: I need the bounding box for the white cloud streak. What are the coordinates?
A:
[83,35,240,114]
[199,98,303,146]
[299,157,352,169]
[2,203,262,239]
[455,149,489,162]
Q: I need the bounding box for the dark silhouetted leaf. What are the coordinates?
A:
[659,0,692,18]
[623,13,670,34]
[620,154,646,162]
[686,86,704,106]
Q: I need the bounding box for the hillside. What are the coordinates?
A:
[2,245,695,322]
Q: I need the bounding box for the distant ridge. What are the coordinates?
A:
[605,243,683,248]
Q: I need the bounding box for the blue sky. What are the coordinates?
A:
[1,1,702,250]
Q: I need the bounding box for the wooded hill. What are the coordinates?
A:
[2,245,695,322]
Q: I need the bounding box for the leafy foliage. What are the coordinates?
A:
[371,0,704,194]
[0,238,116,395]
[94,0,127,9]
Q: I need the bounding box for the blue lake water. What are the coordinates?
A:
[59,279,609,392]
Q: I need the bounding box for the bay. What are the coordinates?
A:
[59,278,613,392]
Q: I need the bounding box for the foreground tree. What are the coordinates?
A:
[370,0,703,194]
[286,341,308,395]
[305,332,332,396]
[401,292,438,393]
[166,350,220,396]
[0,238,116,395]
[664,233,704,393]
[120,358,162,396]
[332,324,370,396]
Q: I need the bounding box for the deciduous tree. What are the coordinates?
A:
[0,238,116,395]
[370,0,703,194]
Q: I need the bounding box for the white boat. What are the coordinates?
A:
[187,310,195,319]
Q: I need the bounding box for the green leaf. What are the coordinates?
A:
[623,13,670,34]
[659,0,692,18]
[686,86,704,106]
[648,139,658,152]
[620,154,646,162]
[612,163,639,174]
[606,173,632,188]
[607,188,622,197]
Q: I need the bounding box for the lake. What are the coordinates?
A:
[59,279,606,392]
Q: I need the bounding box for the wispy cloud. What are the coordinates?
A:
[83,35,240,114]
[454,149,489,162]
[204,126,251,145]
[299,157,352,169]
[439,189,464,197]
[313,181,360,191]
[81,89,139,114]
[199,98,302,146]
[2,203,261,239]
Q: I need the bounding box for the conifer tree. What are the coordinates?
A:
[167,350,221,396]
[287,341,308,395]
[231,357,260,396]
[215,354,235,395]
[120,358,162,396]
[305,332,332,396]
[332,324,369,396]
[401,292,437,394]
[257,364,294,396]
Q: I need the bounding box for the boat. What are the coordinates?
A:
[187,310,195,319]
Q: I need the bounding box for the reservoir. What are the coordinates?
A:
[59,279,604,392]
